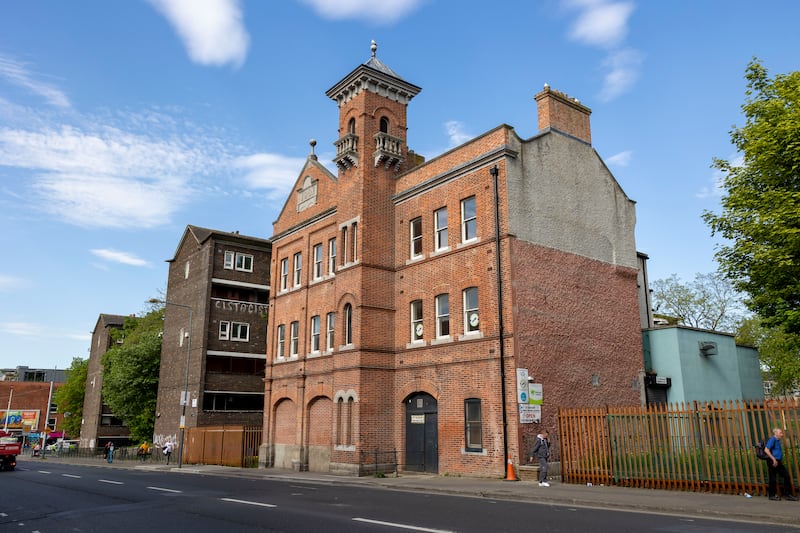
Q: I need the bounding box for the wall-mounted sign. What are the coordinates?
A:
[516,368,530,404]
[519,404,541,424]
[529,383,543,405]
[1,409,40,430]
[411,414,425,424]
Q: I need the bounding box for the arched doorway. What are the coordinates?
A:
[405,392,438,473]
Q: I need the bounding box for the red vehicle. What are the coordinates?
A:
[0,430,22,471]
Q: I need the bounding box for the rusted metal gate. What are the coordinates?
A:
[185,425,262,467]
[559,398,799,495]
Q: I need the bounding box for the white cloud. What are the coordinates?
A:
[148,0,249,68]
[0,274,28,292]
[598,48,642,102]
[566,0,634,48]
[697,155,741,199]
[0,123,218,228]
[0,322,39,337]
[606,150,632,167]
[299,0,424,24]
[233,153,307,199]
[562,1,641,101]
[0,54,70,108]
[90,248,151,267]
[444,120,472,147]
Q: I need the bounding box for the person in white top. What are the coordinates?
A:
[163,440,174,465]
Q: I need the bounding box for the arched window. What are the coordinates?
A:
[348,118,356,134]
[344,303,353,345]
[379,116,389,133]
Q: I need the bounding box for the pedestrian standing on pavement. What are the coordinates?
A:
[764,428,798,501]
[163,440,174,465]
[137,441,150,462]
[529,430,551,487]
[103,441,110,459]
[107,442,114,464]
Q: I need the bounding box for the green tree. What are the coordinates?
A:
[737,317,800,395]
[101,308,164,442]
[702,58,800,334]
[651,272,746,332]
[52,357,88,439]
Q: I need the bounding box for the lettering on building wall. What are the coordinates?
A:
[214,300,268,315]
[297,176,318,212]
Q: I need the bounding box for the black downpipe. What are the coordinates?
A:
[490,164,511,478]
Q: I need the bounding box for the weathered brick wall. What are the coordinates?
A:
[509,239,643,455]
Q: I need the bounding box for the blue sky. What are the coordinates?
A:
[1,0,798,370]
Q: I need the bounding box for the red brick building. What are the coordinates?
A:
[1,381,63,443]
[262,43,643,477]
[153,226,271,448]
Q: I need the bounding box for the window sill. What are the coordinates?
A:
[431,336,452,345]
[431,247,450,257]
[457,237,480,250]
[406,255,424,265]
[338,343,355,352]
[406,340,426,349]
[458,331,483,341]
[462,448,487,456]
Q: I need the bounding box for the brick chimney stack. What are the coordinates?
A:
[534,84,592,145]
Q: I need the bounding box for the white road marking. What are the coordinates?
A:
[220,498,277,508]
[38,470,51,474]
[147,486,182,493]
[98,479,123,485]
[353,518,455,533]
[0,513,6,517]
[62,474,81,478]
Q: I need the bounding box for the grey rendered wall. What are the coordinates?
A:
[506,131,637,269]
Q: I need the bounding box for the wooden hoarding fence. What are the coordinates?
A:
[185,425,262,468]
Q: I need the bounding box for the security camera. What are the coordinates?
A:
[527,376,535,383]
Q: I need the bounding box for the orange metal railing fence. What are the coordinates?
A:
[558,399,800,495]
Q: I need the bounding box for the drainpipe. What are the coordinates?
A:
[490,164,510,476]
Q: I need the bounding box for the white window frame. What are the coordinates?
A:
[276,324,285,359]
[461,196,477,243]
[410,299,423,342]
[351,222,358,263]
[344,304,353,345]
[410,217,422,258]
[434,207,448,251]
[326,312,335,351]
[293,252,302,287]
[465,398,482,452]
[231,322,250,342]
[463,287,479,333]
[225,251,254,272]
[219,321,230,340]
[310,315,320,353]
[435,293,450,338]
[280,258,288,291]
[341,227,348,265]
[224,251,235,269]
[290,321,299,356]
[328,238,337,274]
[235,253,254,272]
[313,244,323,280]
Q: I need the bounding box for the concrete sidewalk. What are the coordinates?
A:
[19,456,800,528]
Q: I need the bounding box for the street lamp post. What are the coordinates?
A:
[151,298,192,469]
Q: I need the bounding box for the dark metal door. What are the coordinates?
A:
[405,393,438,473]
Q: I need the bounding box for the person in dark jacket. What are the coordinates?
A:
[528,430,551,487]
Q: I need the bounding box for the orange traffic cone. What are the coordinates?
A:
[504,458,519,481]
